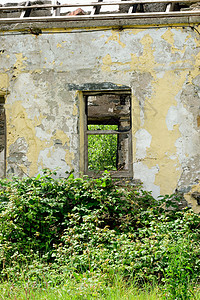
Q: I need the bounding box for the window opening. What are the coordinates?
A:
[0,96,6,178]
[88,124,118,171]
[84,91,132,177]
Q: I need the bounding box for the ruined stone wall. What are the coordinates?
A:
[0,22,199,210]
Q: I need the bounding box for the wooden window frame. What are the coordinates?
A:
[0,96,6,178]
[81,90,133,178]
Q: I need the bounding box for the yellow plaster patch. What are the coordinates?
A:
[0,73,9,92]
[42,28,72,33]
[128,29,145,35]
[73,103,78,116]
[57,43,63,48]
[138,35,155,70]
[65,149,75,170]
[142,70,188,195]
[13,53,27,78]
[31,69,42,74]
[51,130,70,146]
[161,28,174,45]
[197,115,200,127]
[185,33,192,42]
[171,45,187,54]
[187,36,200,83]
[105,31,126,48]
[169,57,191,66]
[130,31,197,195]
[161,29,187,54]
[101,54,112,72]
[6,101,46,176]
[130,34,156,76]
[33,114,46,127]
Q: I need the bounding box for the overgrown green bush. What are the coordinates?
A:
[0,171,199,298]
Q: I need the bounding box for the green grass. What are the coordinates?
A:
[0,281,162,300]
[0,277,199,300]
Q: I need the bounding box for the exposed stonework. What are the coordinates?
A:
[119,0,167,13]
[0,1,52,19]
[181,2,200,10]
[185,182,200,213]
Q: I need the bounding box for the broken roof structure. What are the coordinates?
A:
[0,0,200,26]
[0,1,200,212]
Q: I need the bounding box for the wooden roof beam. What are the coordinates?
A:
[91,0,103,15]
[0,0,200,12]
[20,1,32,18]
[51,0,61,16]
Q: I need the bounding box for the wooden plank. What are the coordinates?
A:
[166,2,175,12]
[52,0,56,16]
[1,10,200,23]
[0,0,200,11]
[0,100,6,178]
[128,5,135,13]
[87,130,119,135]
[128,4,143,13]
[87,130,130,135]
[86,169,133,177]
[20,1,31,18]
[83,90,131,96]
[51,0,61,16]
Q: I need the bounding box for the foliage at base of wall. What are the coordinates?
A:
[0,171,199,299]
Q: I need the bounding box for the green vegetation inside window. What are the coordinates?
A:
[88,125,118,171]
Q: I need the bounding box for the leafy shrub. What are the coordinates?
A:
[0,170,199,295]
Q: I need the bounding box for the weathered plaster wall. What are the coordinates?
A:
[0,25,199,209]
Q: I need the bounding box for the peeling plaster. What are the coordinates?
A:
[135,129,152,159]
[0,25,199,209]
[105,31,126,48]
[6,101,46,176]
[166,106,179,130]
[133,162,160,198]
[13,53,27,78]
[0,73,9,93]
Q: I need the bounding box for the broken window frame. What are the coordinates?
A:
[0,96,6,178]
[82,90,133,178]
